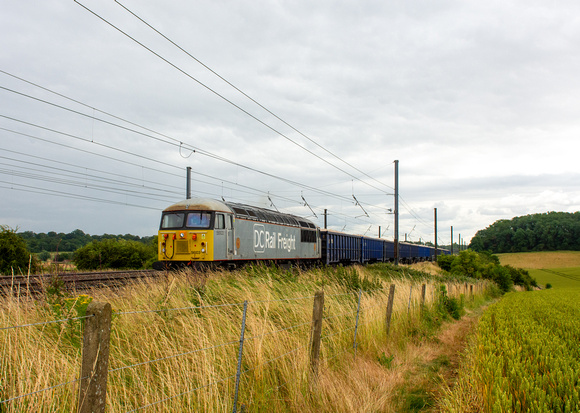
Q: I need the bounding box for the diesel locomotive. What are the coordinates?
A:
[152,198,450,270]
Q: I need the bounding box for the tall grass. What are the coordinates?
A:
[1,264,486,412]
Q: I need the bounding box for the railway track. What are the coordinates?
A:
[0,269,160,293]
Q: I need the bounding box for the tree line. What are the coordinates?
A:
[18,229,155,254]
[0,227,158,275]
[469,211,580,253]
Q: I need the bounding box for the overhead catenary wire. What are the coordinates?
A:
[0,158,182,198]
[72,1,395,197]
[112,0,394,192]
[0,168,177,203]
[0,114,391,227]
[0,127,297,206]
[0,147,184,192]
[0,35,439,236]
[1,87,396,233]
[0,182,162,210]
[0,106,375,208]
[0,71,397,219]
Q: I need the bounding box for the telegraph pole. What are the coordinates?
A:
[324,209,327,229]
[434,208,438,261]
[186,167,192,199]
[450,226,454,255]
[394,160,399,266]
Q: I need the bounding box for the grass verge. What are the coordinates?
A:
[1,263,491,412]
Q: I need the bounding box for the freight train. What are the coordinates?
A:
[152,198,450,270]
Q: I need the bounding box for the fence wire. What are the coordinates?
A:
[1,281,457,411]
[321,325,356,341]
[322,308,358,322]
[125,373,238,412]
[244,321,311,342]
[109,339,239,373]
[0,314,93,331]
[248,294,316,304]
[0,376,85,405]
[115,301,244,316]
[240,342,309,377]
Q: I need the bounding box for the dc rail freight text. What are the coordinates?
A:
[152,198,450,270]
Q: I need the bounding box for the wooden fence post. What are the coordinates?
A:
[309,290,325,383]
[470,284,473,299]
[78,301,112,413]
[407,286,412,316]
[420,284,426,317]
[385,284,396,336]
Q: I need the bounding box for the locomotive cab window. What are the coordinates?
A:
[215,214,225,229]
[186,212,212,229]
[161,213,185,229]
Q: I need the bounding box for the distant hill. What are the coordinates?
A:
[18,229,156,253]
[470,212,580,253]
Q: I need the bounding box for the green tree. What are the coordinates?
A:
[73,239,156,270]
[470,212,580,253]
[0,226,38,275]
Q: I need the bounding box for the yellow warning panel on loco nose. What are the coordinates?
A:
[158,231,214,262]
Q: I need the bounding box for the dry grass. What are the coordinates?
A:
[407,262,447,277]
[497,250,580,269]
[0,264,488,412]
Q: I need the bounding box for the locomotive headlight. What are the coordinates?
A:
[180,232,185,238]
[162,248,166,253]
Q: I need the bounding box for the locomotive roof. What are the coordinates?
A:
[163,198,318,229]
[163,198,233,213]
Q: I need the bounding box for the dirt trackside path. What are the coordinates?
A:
[314,306,485,412]
[391,308,482,412]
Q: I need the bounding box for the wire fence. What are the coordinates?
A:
[0,280,488,412]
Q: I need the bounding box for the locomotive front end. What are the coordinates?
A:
[153,199,233,270]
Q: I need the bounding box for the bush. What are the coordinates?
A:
[488,265,513,293]
[0,225,38,275]
[450,250,483,278]
[38,250,51,262]
[436,255,454,272]
[73,239,156,270]
[435,285,465,320]
[446,250,536,293]
[504,265,535,290]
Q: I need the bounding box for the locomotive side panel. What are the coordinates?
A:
[233,218,320,261]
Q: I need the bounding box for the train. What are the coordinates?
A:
[152,198,450,270]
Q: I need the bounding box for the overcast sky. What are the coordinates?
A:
[1,0,579,245]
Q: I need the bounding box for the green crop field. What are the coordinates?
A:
[529,267,580,289]
[497,251,580,289]
[440,287,580,412]
[439,251,580,412]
